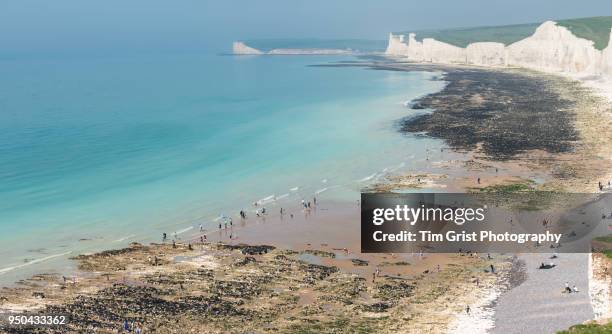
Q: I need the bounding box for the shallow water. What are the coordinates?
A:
[0,52,445,284]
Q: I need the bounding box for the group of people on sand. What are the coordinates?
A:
[159,194,322,246]
[564,281,580,294]
[301,196,316,210]
[599,180,611,191]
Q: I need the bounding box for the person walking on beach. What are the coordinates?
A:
[162,233,167,241]
[199,223,203,232]
[466,305,471,314]
[477,177,481,184]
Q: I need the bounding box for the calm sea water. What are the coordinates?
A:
[0,52,445,283]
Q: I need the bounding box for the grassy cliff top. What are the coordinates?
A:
[400,23,540,48]
[557,16,612,50]
[396,16,612,50]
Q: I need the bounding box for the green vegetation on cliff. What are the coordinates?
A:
[402,23,539,48]
[396,16,612,50]
[557,16,612,50]
[557,322,612,334]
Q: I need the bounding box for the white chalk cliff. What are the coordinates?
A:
[233,41,355,55]
[386,21,612,78]
[232,42,264,55]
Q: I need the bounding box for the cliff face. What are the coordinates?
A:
[386,21,612,78]
[232,42,264,55]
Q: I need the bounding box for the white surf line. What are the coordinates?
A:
[113,234,137,243]
[388,162,406,173]
[175,226,194,235]
[314,187,328,195]
[276,193,289,200]
[213,215,226,222]
[357,173,378,182]
[0,251,72,276]
[290,186,299,192]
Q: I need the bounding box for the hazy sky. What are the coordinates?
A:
[2,0,612,54]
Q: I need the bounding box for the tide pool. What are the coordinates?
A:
[0,52,445,283]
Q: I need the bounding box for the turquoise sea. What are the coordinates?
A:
[0,51,445,283]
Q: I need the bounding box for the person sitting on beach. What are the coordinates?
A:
[573,285,579,293]
[565,282,572,293]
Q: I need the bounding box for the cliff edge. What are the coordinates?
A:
[232,42,264,55]
[385,20,612,78]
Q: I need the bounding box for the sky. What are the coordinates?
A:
[1,0,612,54]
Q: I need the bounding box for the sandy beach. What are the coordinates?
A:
[2,59,612,333]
